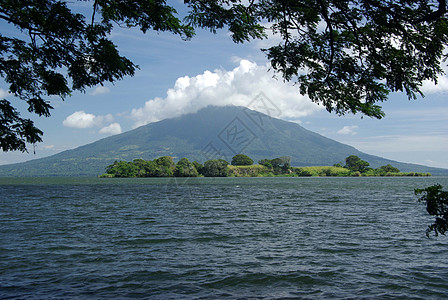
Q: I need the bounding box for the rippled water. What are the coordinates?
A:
[1,177,448,299]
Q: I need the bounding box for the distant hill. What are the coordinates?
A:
[1,105,447,176]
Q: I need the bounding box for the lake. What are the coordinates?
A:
[1,177,448,299]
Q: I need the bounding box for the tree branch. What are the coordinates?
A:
[418,0,447,22]
[91,0,98,25]
[281,0,289,47]
[318,0,335,82]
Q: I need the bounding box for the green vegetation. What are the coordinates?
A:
[345,155,370,173]
[231,154,254,166]
[416,185,448,237]
[339,155,431,177]
[101,157,228,178]
[294,166,352,177]
[105,157,177,178]
[259,157,291,175]
[228,165,272,177]
[101,154,430,178]
[202,159,230,177]
[175,158,199,177]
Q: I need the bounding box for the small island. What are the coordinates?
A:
[99,154,431,178]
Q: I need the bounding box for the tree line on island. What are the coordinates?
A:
[100,154,430,178]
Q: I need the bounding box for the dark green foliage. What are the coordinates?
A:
[104,156,200,178]
[185,0,265,43]
[294,166,351,177]
[132,159,151,177]
[345,155,370,173]
[202,159,229,177]
[187,0,448,118]
[259,157,290,168]
[262,156,292,174]
[105,161,139,178]
[258,159,273,169]
[415,185,448,237]
[105,156,177,177]
[279,156,291,170]
[154,156,176,177]
[0,100,43,152]
[228,164,270,177]
[0,0,193,152]
[343,156,414,176]
[379,164,400,173]
[192,161,204,175]
[295,168,313,177]
[333,162,343,168]
[270,158,283,169]
[231,154,253,166]
[363,164,401,176]
[131,159,160,177]
[258,0,447,118]
[175,158,199,177]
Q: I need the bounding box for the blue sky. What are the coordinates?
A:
[1,2,447,169]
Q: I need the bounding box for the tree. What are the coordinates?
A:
[131,158,160,177]
[0,0,194,152]
[202,159,229,177]
[188,0,448,118]
[258,159,273,169]
[279,156,291,170]
[379,164,400,174]
[154,156,175,177]
[192,161,204,175]
[258,156,291,173]
[415,184,448,237]
[333,162,344,168]
[175,158,199,177]
[105,160,138,177]
[3,0,448,152]
[231,154,254,166]
[270,158,283,169]
[345,155,370,173]
[270,156,291,173]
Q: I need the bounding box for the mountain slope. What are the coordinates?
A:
[0,105,446,176]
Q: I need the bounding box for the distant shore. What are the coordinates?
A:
[100,155,431,178]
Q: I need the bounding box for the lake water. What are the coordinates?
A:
[1,177,448,299]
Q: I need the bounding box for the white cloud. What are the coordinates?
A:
[90,86,110,96]
[130,59,322,127]
[99,123,122,135]
[421,76,448,94]
[337,125,359,135]
[63,111,96,128]
[62,111,114,129]
[0,88,9,98]
[421,63,448,94]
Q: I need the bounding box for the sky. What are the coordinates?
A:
[1,1,447,169]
